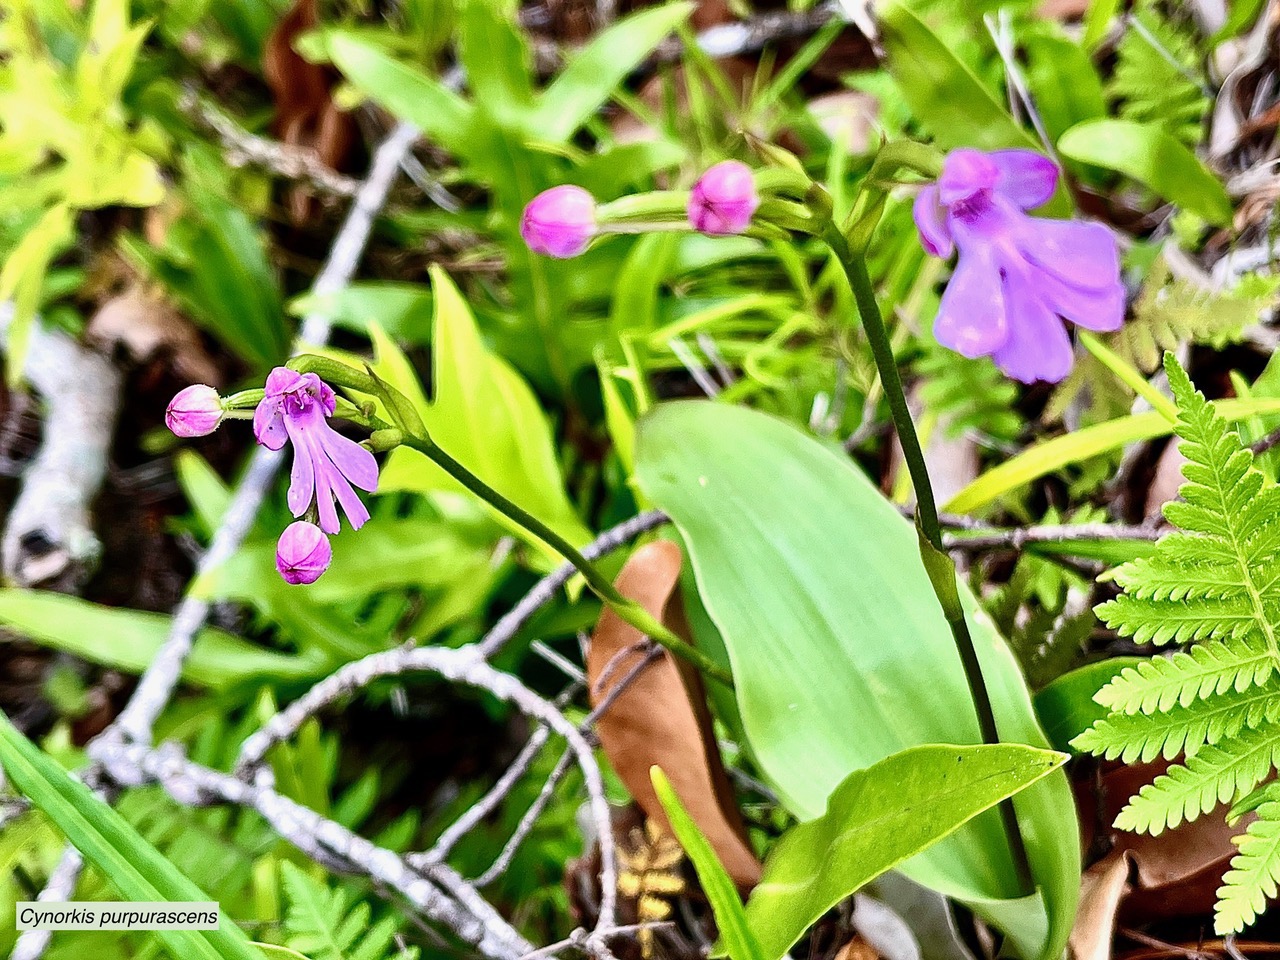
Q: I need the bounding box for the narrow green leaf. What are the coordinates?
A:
[945,397,1280,513]
[744,745,1066,960]
[877,0,1069,213]
[651,767,766,960]
[0,713,265,960]
[534,3,693,143]
[326,32,474,155]
[1058,119,1233,225]
[0,589,323,688]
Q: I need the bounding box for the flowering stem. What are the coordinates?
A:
[399,434,733,687]
[820,220,1033,891]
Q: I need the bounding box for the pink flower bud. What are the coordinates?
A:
[275,521,332,585]
[688,161,759,236]
[166,385,224,438]
[520,185,596,258]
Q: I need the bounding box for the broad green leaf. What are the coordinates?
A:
[945,397,1280,513]
[1034,660,1144,754]
[0,713,267,960]
[1,203,74,387]
[378,268,592,565]
[0,589,323,688]
[745,745,1066,960]
[635,402,1079,960]
[877,0,1070,214]
[1058,119,1232,225]
[326,31,473,156]
[533,3,693,143]
[652,767,766,960]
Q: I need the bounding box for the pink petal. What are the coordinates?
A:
[253,400,288,450]
[328,470,371,531]
[313,467,341,535]
[1039,272,1126,332]
[934,247,1008,358]
[990,150,1059,210]
[992,266,1074,384]
[321,427,379,492]
[938,149,999,204]
[264,366,304,397]
[287,431,317,517]
[913,186,954,258]
[1019,218,1120,290]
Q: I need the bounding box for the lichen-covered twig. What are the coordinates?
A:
[0,304,123,588]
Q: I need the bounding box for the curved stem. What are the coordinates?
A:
[400,435,732,686]
[821,221,1033,890]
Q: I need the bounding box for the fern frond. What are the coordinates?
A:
[1101,359,1280,664]
[281,862,417,960]
[1080,355,1280,928]
[1072,686,1280,763]
[916,346,1021,442]
[1115,725,1280,835]
[1216,786,1280,933]
[1110,4,1209,147]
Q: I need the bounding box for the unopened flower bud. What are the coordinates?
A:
[520,185,597,258]
[275,521,332,585]
[688,161,759,236]
[166,385,224,438]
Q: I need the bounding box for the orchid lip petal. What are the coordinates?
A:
[933,248,1008,358]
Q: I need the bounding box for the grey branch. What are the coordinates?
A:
[185,95,363,198]
[941,522,1163,553]
[234,645,618,930]
[0,304,123,588]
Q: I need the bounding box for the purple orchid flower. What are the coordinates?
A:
[913,148,1124,384]
[253,367,378,535]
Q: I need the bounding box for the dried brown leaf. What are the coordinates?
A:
[86,286,220,385]
[587,540,761,888]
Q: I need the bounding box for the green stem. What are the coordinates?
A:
[401,435,733,687]
[821,221,1033,891]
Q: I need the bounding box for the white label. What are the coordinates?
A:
[16,902,220,930]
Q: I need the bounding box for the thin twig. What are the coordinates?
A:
[942,522,1163,553]
[477,511,669,658]
[469,645,663,889]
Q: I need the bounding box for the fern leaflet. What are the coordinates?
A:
[1217,785,1280,933]
[1075,354,1280,932]
[280,862,418,960]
